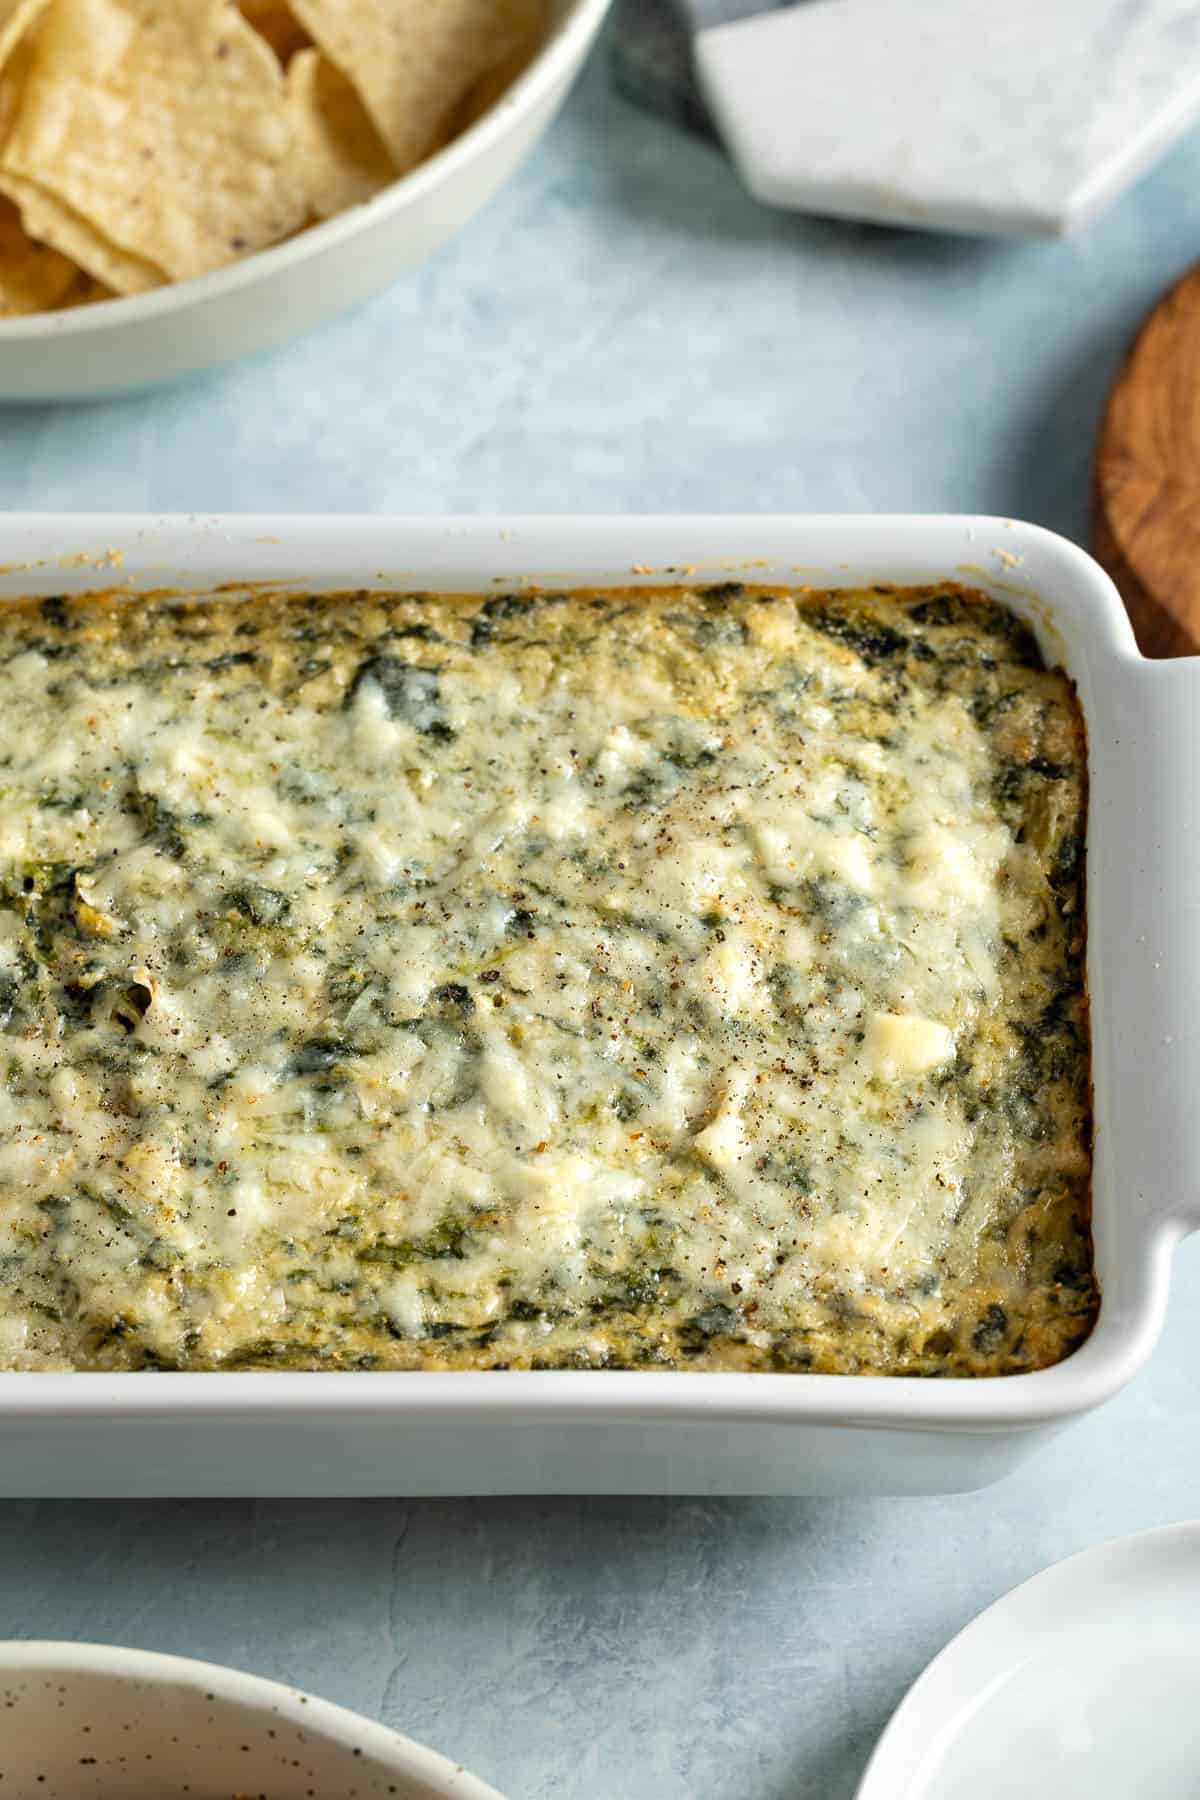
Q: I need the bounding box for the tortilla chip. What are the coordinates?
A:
[238,0,307,65]
[287,47,394,219]
[288,0,547,173]
[61,272,111,304]
[0,168,163,291]
[0,0,308,283]
[444,27,543,140]
[0,4,129,304]
[0,0,46,63]
[0,0,47,141]
[0,189,81,310]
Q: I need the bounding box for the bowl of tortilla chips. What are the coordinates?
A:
[0,0,610,398]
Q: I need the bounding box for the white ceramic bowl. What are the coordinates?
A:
[0,1642,505,1799]
[0,0,610,402]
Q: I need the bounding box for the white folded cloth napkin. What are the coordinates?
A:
[613,0,1200,238]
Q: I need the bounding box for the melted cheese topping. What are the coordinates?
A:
[0,583,1096,1373]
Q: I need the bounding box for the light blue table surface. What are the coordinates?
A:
[2,34,1200,1800]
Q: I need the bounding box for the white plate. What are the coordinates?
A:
[0,1642,505,1798]
[857,1522,1200,1799]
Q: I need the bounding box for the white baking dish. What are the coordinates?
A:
[0,514,1192,1498]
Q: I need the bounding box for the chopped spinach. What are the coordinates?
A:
[344,654,453,740]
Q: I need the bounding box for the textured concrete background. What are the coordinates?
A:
[1,32,1198,1800]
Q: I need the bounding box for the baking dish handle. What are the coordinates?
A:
[1100,657,1200,1238]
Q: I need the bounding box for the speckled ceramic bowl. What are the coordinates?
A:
[0,1643,505,1799]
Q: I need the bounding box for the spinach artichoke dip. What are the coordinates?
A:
[0,581,1097,1375]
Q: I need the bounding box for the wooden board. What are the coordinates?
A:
[1092,259,1200,658]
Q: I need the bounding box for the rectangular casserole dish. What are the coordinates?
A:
[0,513,1191,1497]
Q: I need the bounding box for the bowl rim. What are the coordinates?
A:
[0,1640,507,1798]
[0,0,610,343]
